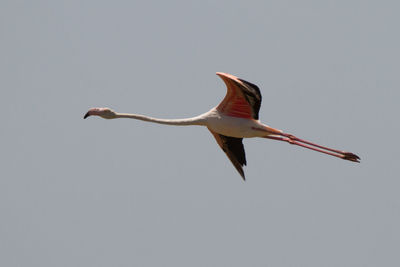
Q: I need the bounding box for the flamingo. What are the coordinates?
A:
[84,72,360,180]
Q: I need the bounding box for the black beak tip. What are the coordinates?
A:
[83,112,90,119]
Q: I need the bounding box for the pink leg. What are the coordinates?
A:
[264,135,360,162]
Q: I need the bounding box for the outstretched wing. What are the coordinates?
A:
[209,129,247,180]
[216,72,262,120]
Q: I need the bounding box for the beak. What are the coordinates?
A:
[83,112,90,119]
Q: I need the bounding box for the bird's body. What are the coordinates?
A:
[206,111,261,138]
[85,72,360,180]
[194,109,276,138]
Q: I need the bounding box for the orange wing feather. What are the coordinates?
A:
[216,72,262,120]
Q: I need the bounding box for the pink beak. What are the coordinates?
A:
[83,108,104,119]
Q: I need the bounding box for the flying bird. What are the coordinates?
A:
[84,72,360,180]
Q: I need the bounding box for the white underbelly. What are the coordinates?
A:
[204,110,264,138]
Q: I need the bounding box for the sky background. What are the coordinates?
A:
[1,1,400,266]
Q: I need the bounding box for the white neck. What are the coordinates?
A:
[114,112,206,126]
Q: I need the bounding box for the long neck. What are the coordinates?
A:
[114,112,206,126]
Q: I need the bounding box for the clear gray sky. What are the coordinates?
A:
[1,1,399,266]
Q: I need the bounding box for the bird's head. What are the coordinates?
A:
[84,107,117,119]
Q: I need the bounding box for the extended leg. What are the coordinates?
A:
[264,135,360,162]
